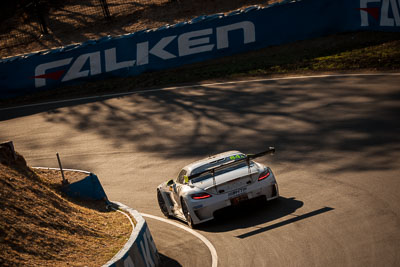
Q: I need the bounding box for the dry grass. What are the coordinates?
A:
[0,145,132,266]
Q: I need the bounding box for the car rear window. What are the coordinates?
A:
[191,160,253,183]
[191,154,244,174]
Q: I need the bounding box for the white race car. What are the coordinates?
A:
[156,148,279,228]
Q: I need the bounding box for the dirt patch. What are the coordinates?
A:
[35,168,89,184]
[0,143,132,266]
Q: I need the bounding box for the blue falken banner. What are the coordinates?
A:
[0,0,399,99]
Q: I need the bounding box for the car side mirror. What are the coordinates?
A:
[166,179,174,186]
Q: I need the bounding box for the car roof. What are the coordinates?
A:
[184,150,244,174]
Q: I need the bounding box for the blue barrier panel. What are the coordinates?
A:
[64,173,108,200]
[0,0,399,99]
[107,218,159,267]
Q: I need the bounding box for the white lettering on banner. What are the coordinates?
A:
[33,21,256,87]
[139,229,155,267]
[381,0,400,26]
[360,0,400,26]
[360,0,381,26]
[137,36,177,66]
[216,21,256,49]
[34,58,72,87]
[105,48,135,72]
[62,52,101,82]
[178,29,214,56]
[124,256,135,267]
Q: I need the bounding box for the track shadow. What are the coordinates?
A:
[158,253,182,267]
[196,196,307,233]
[0,93,120,121]
[1,75,399,175]
[236,206,334,238]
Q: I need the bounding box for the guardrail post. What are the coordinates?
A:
[56,152,69,185]
[99,0,111,20]
[34,0,49,35]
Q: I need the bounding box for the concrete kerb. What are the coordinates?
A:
[103,201,160,267]
[102,202,139,266]
[33,166,90,174]
[32,167,160,267]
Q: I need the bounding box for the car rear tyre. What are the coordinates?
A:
[157,189,170,218]
[181,200,195,229]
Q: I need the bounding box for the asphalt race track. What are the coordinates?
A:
[1,74,400,266]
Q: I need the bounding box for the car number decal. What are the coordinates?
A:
[228,187,247,198]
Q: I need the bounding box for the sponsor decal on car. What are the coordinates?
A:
[229,154,246,160]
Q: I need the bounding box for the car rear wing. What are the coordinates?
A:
[188,147,275,180]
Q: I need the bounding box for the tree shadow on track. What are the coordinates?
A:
[1,75,400,174]
[158,253,182,267]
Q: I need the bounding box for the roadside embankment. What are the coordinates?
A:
[0,142,132,266]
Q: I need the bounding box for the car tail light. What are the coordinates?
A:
[258,171,270,181]
[191,192,212,200]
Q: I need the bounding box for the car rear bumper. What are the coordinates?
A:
[187,179,279,225]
